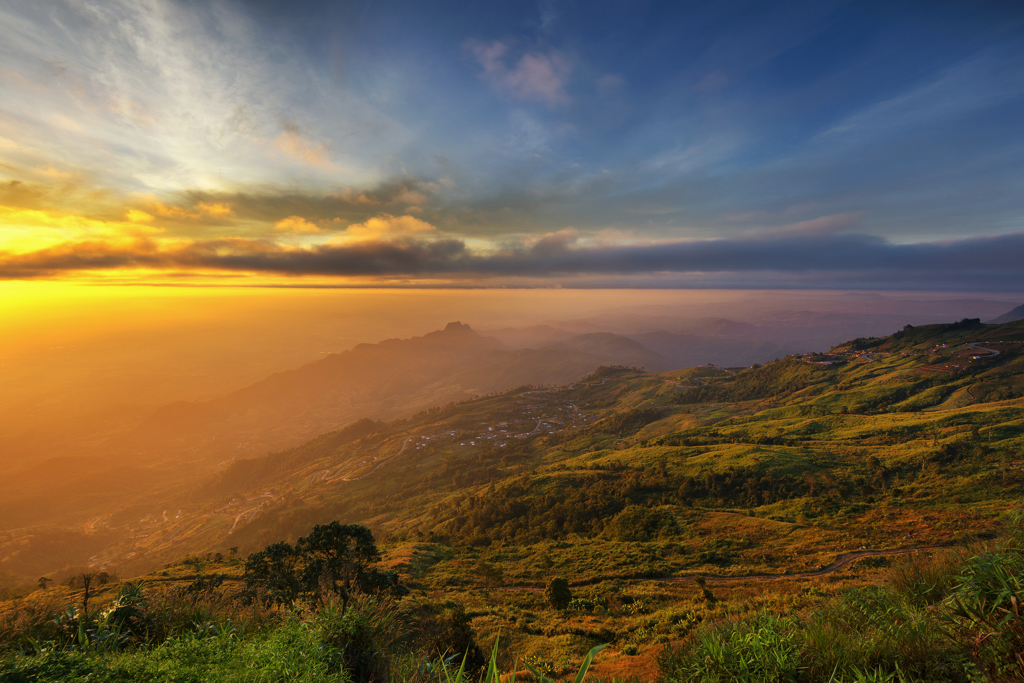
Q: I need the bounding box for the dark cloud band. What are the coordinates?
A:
[2,231,1022,289]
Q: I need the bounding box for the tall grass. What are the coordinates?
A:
[944,548,1024,681]
[657,611,802,683]
[1,624,606,683]
[886,551,962,606]
[657,588,976,683]
[0,580,608,682]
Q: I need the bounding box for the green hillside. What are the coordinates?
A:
[3,319,1024,681]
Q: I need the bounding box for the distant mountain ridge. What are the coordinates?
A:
[989,304,1024,325]
[130,322,668,461]
[1,322,675,528]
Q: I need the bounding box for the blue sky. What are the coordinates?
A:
[1,0,1023,287]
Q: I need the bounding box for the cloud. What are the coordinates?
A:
[149,201,235,221]
[340,214,439,241]
[521,228,579,255]
[34,166,76,180]
[3,229,1023,290]
[0,237,468,279]
[821,48,1024,140]
[273,127,337,169]
[0,206,164,253]
[466,40,572,106]
[126,210,155,223]
[745,212,865,238]
[331,181,436,210]
[0,0,395,196]
[274,216,322,234]
[395,187,427,205]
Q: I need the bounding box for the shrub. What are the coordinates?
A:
[317,596,401,682]
[546,578,572,611]
[411,601,485,675]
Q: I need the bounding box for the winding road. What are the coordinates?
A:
[967,343,1000,357]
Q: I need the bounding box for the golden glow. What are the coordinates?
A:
[147,201,235,220]
[274,216,323,234]
[334,214,438,242]
[0,205,165,253]
[6,283,723,421]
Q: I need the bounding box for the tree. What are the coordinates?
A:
[243,522,397,612]
[37,576,52,591]
[545,577,572,610]
[297,522,382,611]
[78,573,95,617]
[244,541,303,606]
[429,603,485,673]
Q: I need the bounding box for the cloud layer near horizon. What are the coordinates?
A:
[3,229,1021,290]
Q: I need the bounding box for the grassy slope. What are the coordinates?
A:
[3,320,1024,678]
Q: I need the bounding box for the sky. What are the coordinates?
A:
[1,0,1023,289]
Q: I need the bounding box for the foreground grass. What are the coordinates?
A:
[656,539,1024,683]
[3,537,1024,682]
[1,622,347,682]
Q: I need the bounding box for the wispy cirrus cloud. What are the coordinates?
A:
[0,0,394,198]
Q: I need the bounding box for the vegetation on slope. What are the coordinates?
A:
[3,319,1024,680]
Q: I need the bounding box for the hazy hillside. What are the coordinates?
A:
[626,330,797,369]
[134,322,670,458]
[543,332,671,371]
[480,324,578,348]
[988,303,1024,324]
[0,322,670,531]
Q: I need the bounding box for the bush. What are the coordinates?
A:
[545,578,572,611]
[317,596,401,682]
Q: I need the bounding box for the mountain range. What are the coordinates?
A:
[0,323,669,530]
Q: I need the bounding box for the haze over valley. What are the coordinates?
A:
[1,289,1020,576]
